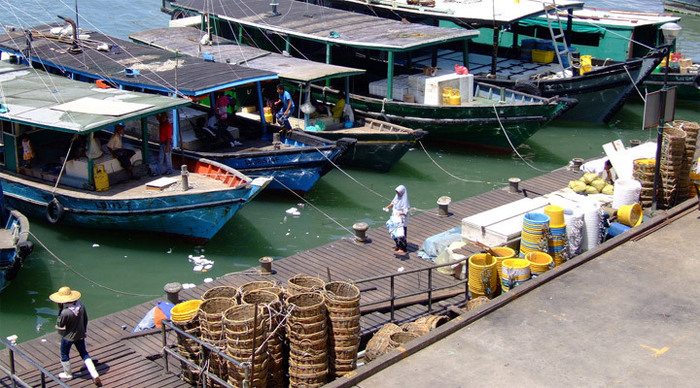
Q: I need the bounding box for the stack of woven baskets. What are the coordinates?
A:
[633,158,656,208]
[171,299,204,385]
[659,126,688,208]
[324,281,361,377]
[199,296,237,386]
[287,275,326,296]
[241,289,285,387]
[672,120,699,201]
[286,292,328,387]
[401,315,448,336]
[239,280,276,296]
[223,304,268,388]
[363,323,401,362]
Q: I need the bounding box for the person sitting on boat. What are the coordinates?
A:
[105,124,136,179]
[156,112,173,175]
[331,92,346,120]
[205,111,238,148]
[275,84,295,130]
[602,160,617,185]
[20,135,34,168]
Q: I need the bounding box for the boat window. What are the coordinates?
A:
[1,121,17,136]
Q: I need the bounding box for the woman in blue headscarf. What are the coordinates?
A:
[385,185,410,254]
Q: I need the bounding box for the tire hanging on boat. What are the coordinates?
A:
[512,81,541,97]
[46,198,64,224]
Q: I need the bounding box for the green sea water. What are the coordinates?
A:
[0,0,698,344]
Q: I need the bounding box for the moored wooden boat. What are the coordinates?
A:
[0,62,270,242]
[165,0,575,150]
[0,185,32,293]
[0,26,349,194]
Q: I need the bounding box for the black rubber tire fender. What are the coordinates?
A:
[46,198,64,224]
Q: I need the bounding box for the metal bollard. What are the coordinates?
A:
[570,158,584,170]
[272,132,281,150]
[181,165,189,191]
[437,196,451,216]
[163,282,183,305]
[259,256,273,274]
[508,177,521,194]
[629,139,641,147]
[352,222,369,243]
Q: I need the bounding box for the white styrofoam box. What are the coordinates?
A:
[424,73,474,106]
[368,75,410,100]
[461,196,550,246]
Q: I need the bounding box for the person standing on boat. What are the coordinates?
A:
[384,185,410,254]
[50,286,102,386]
[20,135,34,168]
[157,112,173,175]
[106,124,136,179]
[275,84,295,130]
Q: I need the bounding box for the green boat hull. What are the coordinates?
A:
[303,129,425,171]
[312,91,575,150]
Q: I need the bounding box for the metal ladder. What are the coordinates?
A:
[543,0,571,73]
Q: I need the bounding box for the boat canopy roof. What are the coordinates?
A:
[292,0,584,26]
[0,62,188,134]
[543,8,681,29]
[0,26,278,96]
[130,27,365,83]
[172,0,478,51]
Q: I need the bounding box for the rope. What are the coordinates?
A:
[52,136,76,195]
[314,147,392,201]
[272,177,355,236]
[492,106,549,173]
[29,231,160,297]
[417,141,495,184]
[623,65,646,102]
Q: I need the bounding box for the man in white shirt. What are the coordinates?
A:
[106,124,136,179]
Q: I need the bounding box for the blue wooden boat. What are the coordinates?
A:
[0,62,270,242]
[0,172,32,293]
[0,26,349,193]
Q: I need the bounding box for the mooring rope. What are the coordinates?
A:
[417,141,495,184]
[623,64,647,102]
[314,147,392,201]
[29,231,160,297]
[492,106,550,173]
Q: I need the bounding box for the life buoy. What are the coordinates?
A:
[512,81,541,96]
[46,198,64,224]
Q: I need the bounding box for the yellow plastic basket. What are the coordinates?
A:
[532,49,555,64]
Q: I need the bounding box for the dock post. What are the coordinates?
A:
[570,158,584,170]
[259,256,273,274]
[629,139,641,147]
[181,165,189,191]
[387,51,395,100]
[352,222,369,243]
[164,282,183,305]
[437,196,451,217]
[508,177,521,194]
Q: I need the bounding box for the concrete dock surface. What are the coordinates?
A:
[356,209,700,388]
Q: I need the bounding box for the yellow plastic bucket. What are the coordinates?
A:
[468,253,498,298]
[544,205,565,228]
[580,55,593,75]
[490,246,516,280]
[171,299,203,323]
[525,251,554,277]
[617,203,643,227]
[501,258,531,292]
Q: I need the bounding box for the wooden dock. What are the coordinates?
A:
[1,165,581,387]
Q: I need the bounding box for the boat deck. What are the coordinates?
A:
[0,165,582,386]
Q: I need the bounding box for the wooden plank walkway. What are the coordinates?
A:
[1,165,581,387]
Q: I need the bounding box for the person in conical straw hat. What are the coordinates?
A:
[49,286,102,386]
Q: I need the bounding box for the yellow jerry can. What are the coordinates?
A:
[94,164,109,191]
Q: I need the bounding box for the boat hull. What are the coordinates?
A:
[305,130,423,171]
[0,174,266,242]
[316,92,574,150]
[0,210,31,293]
[643,72,700,100]
[182,132,351,193]
[477,53,664,123]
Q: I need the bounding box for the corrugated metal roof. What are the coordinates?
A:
[130,27,365,83]
[0,26,278,96]
[0,62,188,133]
[172,0,478,51]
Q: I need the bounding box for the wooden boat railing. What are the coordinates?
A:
[355,257,470,322]
[0,337,70,388]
